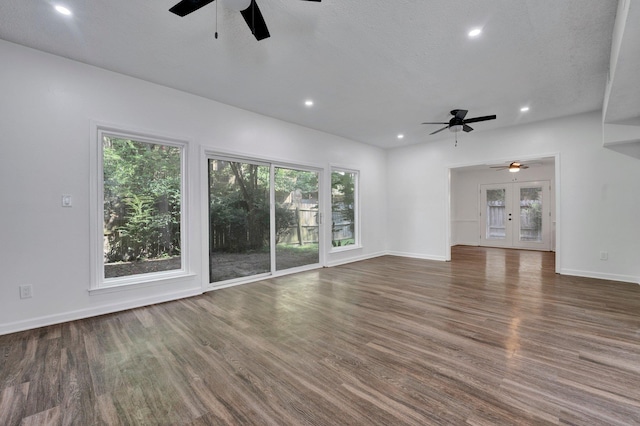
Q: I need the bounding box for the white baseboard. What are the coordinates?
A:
[326,251,388,267]
[453,241,479,247]
[11,260,634,337]
[559,269,640,285]
[386,251,448,262]
[0,287,202,336]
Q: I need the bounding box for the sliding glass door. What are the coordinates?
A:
[208,159,271,283]
[275,167,319,271]
[208,157,321,284]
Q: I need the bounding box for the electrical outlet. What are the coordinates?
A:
[599,251,608,261]
[19,285,33,299]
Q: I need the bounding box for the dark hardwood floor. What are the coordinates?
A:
[1,246,640,425]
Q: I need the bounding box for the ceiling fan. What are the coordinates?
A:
[169,0,321,41]
[490,162,529,173]
[422,109,497,135]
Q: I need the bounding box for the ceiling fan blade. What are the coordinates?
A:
[463,124,473,132]
[429,126,449,135]
[464,114,497,124]
[451,109,468,119]
[240,0,270,40]
[301,0,321,2]
[169,0,215,17]
[521,165,530,169]
[421,122,449,125]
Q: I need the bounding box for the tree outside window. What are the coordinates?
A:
[331,169,358,248]
[102,135,183,279]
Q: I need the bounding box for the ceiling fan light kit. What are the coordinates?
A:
[169,0,321,41]
[491,162,530,172]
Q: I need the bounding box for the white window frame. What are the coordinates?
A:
[89,123,189,292]
[330,167,361,252]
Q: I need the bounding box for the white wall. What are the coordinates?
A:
[0,40,388,334]
[2,39,638,336]
[451,162,555,246]
[387,112,640,284]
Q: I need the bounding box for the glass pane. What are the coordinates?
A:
[486,188,506,240]
[208,160,270,282]
[275,167,320,271]
[103,136,182,278]
[520,187,543,242]
[331,170,357,247]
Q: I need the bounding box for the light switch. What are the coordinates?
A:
[62,195,72,207]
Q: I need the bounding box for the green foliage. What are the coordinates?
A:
[103,137,181,262]
[209,161,316,252]
[331,171,356,246]
[275,243,320,255]
[332,238,355,247]
[331,171,355,222]
[274,168,318,202]
[487,188,505,204]
[275,204,296,243]
[274,168,317,245]
[209,161,269,252]
[520,188,542,231]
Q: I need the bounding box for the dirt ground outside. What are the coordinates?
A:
[210,246,319,282]
[104,245,319,281]
[105,256,182,278]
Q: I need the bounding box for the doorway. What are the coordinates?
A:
[479,181,551,250]
[448,155,559,271]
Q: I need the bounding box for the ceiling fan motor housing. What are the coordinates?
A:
[449,117,464,132]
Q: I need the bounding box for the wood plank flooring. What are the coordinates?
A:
[1,246,640,425]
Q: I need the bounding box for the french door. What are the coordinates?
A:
[479,181,551,250]
[207,157,321,284]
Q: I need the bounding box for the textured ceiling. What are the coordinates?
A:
[0,0,620,148]
[604,0,640,125]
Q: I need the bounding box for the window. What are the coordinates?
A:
[331,168,359,249]
[92,126,186,288]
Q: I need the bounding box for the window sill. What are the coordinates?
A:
[330,244,363,254]
[89,271,196,295]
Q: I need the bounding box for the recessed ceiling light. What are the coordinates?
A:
[520,106,530,112]
[54,5,72,16]
[304,100,314,107]
[468,28,482,38]
[397,134,404,140]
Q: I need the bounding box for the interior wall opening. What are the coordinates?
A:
[448,156,558,269]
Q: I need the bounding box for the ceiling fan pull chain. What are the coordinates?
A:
[215,0,218,39]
